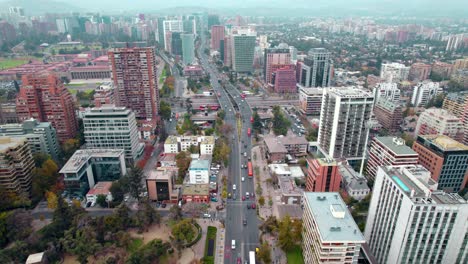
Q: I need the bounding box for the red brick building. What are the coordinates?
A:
[16,73,78,142]
[273,66,297,94]
[108,47,159,120]
[306,158,341,192]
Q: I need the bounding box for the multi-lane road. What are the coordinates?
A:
[198,34,259,263]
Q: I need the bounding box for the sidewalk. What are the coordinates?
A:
[192,219,225,263]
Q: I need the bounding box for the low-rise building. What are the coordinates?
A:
[183,65,204,79]
[182,184,209,203]
[86,181,113,204]
[70,65,111,80]
[189,159,211,184]
[60,149,127,194]
[157,153,177,168]
[93,82,115,107]
[413,135,468,192]
[298,86,323,116]
[409,62,432,81]
[146,168,177,202]
[0,137,35,196]
[302,192,365,264]
[164,135,215,155]
[278,175,303,205]
[431,61,453,79]
[415,108,464,142]
[338,161,370,201]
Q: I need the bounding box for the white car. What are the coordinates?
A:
[231,240,236,250]
[233,184,237,190]
[241,177,245,182]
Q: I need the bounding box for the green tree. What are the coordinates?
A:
[213,139,231,166]
[257,242,272,264]
[169,204,183,221]
[135,201,161,232]
[171,219,196,244]
[110,180,125,204]
[116,203,132,230]
[31,158,60,203]
[96,194,107,207]
[402,133,415,148]
[272,106,291,135]
[127,166,145,201]
[217,109,226,119]
[306,127,318,141]
[61,227,102,264]
[252,111,262,133]
[62,138,80,160]
[175,152,192,183]
[204,128,215,136]
[159,100,172,120]
[258,196,265,206]
[278,215,295,251]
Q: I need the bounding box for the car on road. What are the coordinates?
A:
[156,201,161,208]
[251,203,256,209]
[244,152,247,157]
[228,193,232,199]
[246,192,250,199]
[242,196,246,201]
[203,213,211,218]
[233,193,237,200]
[211,197,218,202]
[247,204,251,209]
[86,201,92,208]
[233,184,237,190]
[161,203,167,208]
[241,177,245,182]
[243,219,247,225]
[232,240,236,250]
[237,257,242,264]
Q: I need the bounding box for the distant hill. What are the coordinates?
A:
[0,0,82,15]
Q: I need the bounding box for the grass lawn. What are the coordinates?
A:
[286,245,304,264]
[159,67,167,83]
[65,83,86,87]
[127,238,143,253]
[0,59,29,70]
[203,226,217,264]
[67,88,77,95]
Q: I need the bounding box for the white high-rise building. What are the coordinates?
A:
[411,81,442,106]
[373,82,401,103]
[365,165,468,264]
[83,106,144,162]
[302,192,365,264]
[380,62,410,83]
[163,20,183,50]
[318,87,374,159]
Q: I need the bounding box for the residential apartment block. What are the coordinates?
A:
[164,135,215,155]
[409,62,432,81]
[413,135,468,193]
[366,137,419,180]
[306,158,341,192]
[302,192,365,264]
[318,87,374,160]
[189,159,211,184]
[365,165,468,264]
[298,86,323,116]
[264,135,308,162]
[373,98,403,132]
[415,108,464,142]
[373,82,401,103]
[411,81,442,106]
[380,62,410,83]
[0,137,35,196]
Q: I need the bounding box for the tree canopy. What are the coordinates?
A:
[272,106,291,136]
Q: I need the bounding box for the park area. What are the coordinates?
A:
[286,245,304,264]
[0,58,29,70]
[203,226,217,264]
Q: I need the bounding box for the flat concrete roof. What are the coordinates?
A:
[189,159,210,170]
[418,134,468,151]
[60,149,124,173]
[182,184,209,196]
[0,136,27,152]
[304,192,365,243]
[375,137,418,155]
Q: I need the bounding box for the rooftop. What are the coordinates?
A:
[277,135,308,146]
[316,158,337,166]
[189,159,211,170]
[375,98,400,111]
[382,165,467,205]
[165,135,178,145]
[87,181,112,196]
[60,149,124,173]
[182,184,210,196]
[304,192,365,243]
[327,86,374,98]
[0,136,27,153]
[200,136,215,145]
[298,86,323,96]
[418,134,468,151]
[146,169,174,180]
[264,136,288,153]
[375,137,418,155]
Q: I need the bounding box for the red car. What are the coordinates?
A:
[242,196,246,201]
[237,257,242,264]
[251,203,256,209]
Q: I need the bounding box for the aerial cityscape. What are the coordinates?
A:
[0,0,467,263]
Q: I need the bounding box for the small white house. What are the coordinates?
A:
[86,181,113,203]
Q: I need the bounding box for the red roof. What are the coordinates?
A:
[86,181,113,196]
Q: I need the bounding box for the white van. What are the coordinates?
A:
[231,240,236,250]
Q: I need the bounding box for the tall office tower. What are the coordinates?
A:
[183,17,196,35]
[415,108,464,142]
[318,87,374,159]
[298,48,333,88]
[181,33,195,65]
[409,63,432,81]
[413,135,468,192]
[289,46,297,62]
[170,32,183,56]
[380,62,410,83]
[157,17,165,44]
[210,25,225,51]
[272,66,296,93]
[223,36,232,67]
[9,6,25,16]
[16,74,78,142]
[0,119,61,162]
[108,47,159,120]
[373,82,400,103]
[366,137,418,180]
[263,47,291,84]
[207,14,220,28]
[162,20,183,50]
[365,165,468,264]
[373,98,403,133]
[0,137,34,196]
[411,81,442,106]
[302,192,365,264]
[305,158,341,192]
[83,106,143,162]
[299,87,323,116]
[431,61,453,79]
[231,27,256,73]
